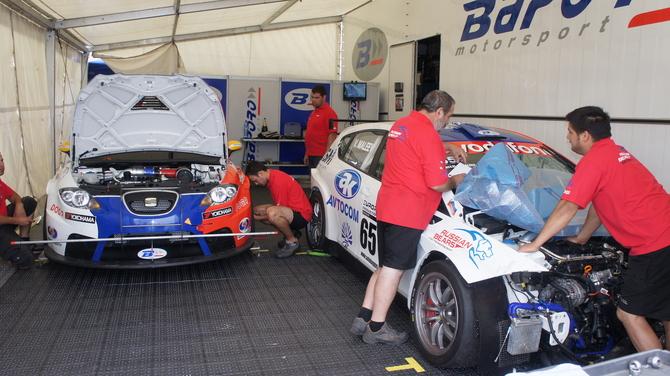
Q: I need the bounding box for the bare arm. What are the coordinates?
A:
[430,173,465,192]
[517,200,580,253]
[0,193,32,226]
[326,132,338,150]
[443,142,467,163]
[565,204,602,245]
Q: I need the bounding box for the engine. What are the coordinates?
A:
[77,164,224,187]
[506,237,628,365]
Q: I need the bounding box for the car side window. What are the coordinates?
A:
[339,131,386,175]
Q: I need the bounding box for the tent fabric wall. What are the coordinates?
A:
[95,24,339,80]
[0,4,84,199]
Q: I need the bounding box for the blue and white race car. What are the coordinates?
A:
[44,74,253,268]
[308,121,629,371]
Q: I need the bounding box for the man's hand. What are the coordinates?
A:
[444,142,467,163]
[303,154,309,166]
[517,243,541,253]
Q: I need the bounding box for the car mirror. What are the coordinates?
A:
[58,142,71,156]
[227,140,242,154]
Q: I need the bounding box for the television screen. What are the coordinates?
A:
[343,82,367,101]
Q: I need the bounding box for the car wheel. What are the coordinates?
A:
[306,192,327,251]
[412,259,479,368]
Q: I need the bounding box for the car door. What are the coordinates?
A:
[335,129,387,269]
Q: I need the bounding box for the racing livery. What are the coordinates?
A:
[308,121,634,371]
[44,74,253,268]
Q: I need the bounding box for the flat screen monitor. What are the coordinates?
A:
[343,82,367,101]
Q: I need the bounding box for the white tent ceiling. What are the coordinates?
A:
[1,0,371,52]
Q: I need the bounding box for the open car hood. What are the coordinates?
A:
[72,74,226,162]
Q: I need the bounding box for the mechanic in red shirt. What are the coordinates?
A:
[350,90,467,345]
[0,152,37,269]
[303,84,338,168]
[245,161,312,259]
[518,106,670,352]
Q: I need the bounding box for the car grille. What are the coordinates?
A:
[123,190,178,215]
[109,231,196,246]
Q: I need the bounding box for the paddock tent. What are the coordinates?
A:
[0,0,371,198]
[4,0,670,197]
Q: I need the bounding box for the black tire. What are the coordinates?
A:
[306,191,327,251]
[412,260,479,368]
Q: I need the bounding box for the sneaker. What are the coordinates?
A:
[277,229,302,248]
[362,323,409,345]
[350,317,368,336]
[275,240,300,259]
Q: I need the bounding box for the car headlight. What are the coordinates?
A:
[201,184,238,206]
[58,188,101,210]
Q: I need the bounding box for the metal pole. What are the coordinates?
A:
[12,231,278,245]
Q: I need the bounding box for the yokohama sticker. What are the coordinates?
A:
[65,212,96,224]
[202,207,232,220]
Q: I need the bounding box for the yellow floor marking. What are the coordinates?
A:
[385,357,425,373]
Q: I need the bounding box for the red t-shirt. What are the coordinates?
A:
[0,179,16,216]
[376,111,449,230]
[267,169,313,222]
[304,102,338,157]
[561,138,670,255]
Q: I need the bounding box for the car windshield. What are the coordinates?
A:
[446,141,575,175]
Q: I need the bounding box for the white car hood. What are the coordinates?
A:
[72,74,225,162]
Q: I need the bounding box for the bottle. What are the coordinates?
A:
[261,118,268,133]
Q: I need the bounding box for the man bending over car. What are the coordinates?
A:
[518,106,670,352]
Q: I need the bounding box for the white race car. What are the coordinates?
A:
[308,121,629,372]
[44,74,253,268]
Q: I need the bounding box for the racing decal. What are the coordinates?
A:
[202,207,233,220]
[353,139,374,152]
[359,218,377,256]
[326,195,360,223]
[235,196,249,211]
[65,212,96,224]
[47,226,57,239]
[321,149,335,166]
[362,199,376,219]
[334,169,362,199]
[431,228,493,269]
[446,200,459,217]
[456,141,551,156]
[360,251,378,269]
[340,222,354,249]
[137,248,168,260]
[237,217,251,240]
[50,204,64,217]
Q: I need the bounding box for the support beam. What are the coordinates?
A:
[90,15,343,52]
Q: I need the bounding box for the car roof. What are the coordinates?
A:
[72,74,226,162]
[341,121,543,145]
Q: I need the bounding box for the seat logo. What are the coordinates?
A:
[335,170,362,199]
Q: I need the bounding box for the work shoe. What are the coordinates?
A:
[362,323,409,345]
[275,240,300,259]
[350,317,369,336]
[277,229,302,248]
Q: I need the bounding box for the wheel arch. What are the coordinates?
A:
[409,249,510,371]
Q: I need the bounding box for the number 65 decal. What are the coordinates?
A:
[360,218,377,255]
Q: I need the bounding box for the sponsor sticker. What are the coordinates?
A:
[335,169,362,199]
[138,248,168,260]
[65,212,96,224]
[202,207,233,220]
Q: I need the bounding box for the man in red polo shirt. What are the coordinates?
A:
[245,161,312,259]
[519,106,670,352]
[350,90,467,344]
[0,152,37,269]
[303,84,338,168]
